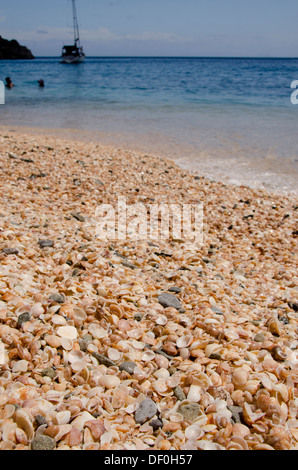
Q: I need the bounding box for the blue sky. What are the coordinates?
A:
[0,0,297,57]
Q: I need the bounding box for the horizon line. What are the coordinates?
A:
[28,55,298,60]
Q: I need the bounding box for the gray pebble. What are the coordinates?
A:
[174,386,186,401]
[2,247,19,255]
[31,435,56,451]
[254,332,266,342]
[92,352,116,368]
[41,367,57,380]
[119,361,137,375]
[178,402,201,422]
[17,312,31,327]
[49,293,65,304]
[158,293,183,311]
[38,240,54,248]
[71,212,86,222]
[135,399,157,424]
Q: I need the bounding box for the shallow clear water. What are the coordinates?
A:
[1,57,298,194]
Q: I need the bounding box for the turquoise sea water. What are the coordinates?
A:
[1,57,298,194]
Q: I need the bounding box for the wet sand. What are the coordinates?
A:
[0,128,297,450]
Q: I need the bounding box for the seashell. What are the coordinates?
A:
[232,423,250,438]
[107,348,122,362]
[4,404,16,419]
[205,343,221,358]
[54,410,71,425]
[68,350,84,364]
[85,420,105,441]
[185,424,204,440]
[15,427,29,445]
[71,412,95,431]
[227,436,249,450]
[88,323,108,339]
[73,307,87,322]
[51,315,67,325]
[127,328,143,339]
[267,316,283,336]
[14,409,34,440]
[2,422,17,441]
[12,360,28,373]
[187,385,201,403]
[242,403,266,426]
[61,337,74,350]
[44,334,62,348]
[232,368,249,389]
[176,335,192,349]
[166,375,180,388]
[98,375,121,389]
[156,315,168,326]
[57,326,78,340]
[141,350,156,362]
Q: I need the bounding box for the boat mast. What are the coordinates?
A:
[72,0,81,48]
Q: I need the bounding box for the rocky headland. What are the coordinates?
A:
[0,36,34,60]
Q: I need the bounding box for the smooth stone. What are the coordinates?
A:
[158,293,183,311]
[41,367,57,380]
[168,286,182,293]
[49,293,65,304]
[2,247,19,255]
[17,312,31,326]
[211,306,224,315]
[38,239,54,248]
[92,352,116,368]
[178,403,201,422]
[31,435,56,450]
[119,361,137,375]
[174,386,186,401]
[71,212,85,222]
[135,399,157,424]
[254,332,266,342]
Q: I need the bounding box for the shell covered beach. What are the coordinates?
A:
[0,129,297,451]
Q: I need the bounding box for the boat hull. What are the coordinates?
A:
[60,54,85,64]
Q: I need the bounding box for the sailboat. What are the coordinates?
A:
[61,0,85,63]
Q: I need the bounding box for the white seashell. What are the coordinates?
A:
[156,315,168,326]
[73,307,87,322]
[153,379,168,393]
[57,325,77,340]
[127,328,143,339]
[107,348,122,362]
[2,422,17,441]
[71,411,95,431]
[185,424,204,440]
[176,335,192,349]
[88,323,108,339]
[187,385,201,403]
[68,350,84,364]
[98,375,121,389]
[71,360,87,372]
[141,350,156,362]
[205,343,221,358]
[52,315,67,325]
[12,360,28,373]
[4,404,16,419]
[55,410,71,425]
[153,368,170,380]
[14,409,34,440]
[61,337,74,350]
[166,375,180,388]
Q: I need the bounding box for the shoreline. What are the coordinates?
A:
[0,128,297,450]
[1,124,297,198]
